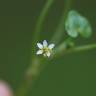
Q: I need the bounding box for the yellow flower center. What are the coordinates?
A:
[43,47,49,53]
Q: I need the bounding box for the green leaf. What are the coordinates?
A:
[78,16,92,38]
[65,10,92,38]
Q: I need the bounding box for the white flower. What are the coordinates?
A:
[36,40,55,57]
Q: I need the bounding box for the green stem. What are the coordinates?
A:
[51,0,73,44]
[16,57,41,96]
[33,0,54,46]
[16,1,54,95]
[66,43,96,53]
[53,43,96,58]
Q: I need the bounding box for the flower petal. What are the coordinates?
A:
[36,50,43,55]
[43,40,48,47]
[37,43,43,49]
[43,53,47,57]
[46,52,51,57]
[48,44,55,49]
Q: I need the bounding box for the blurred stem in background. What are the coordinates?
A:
[16,58,41,96]
[32,0,54,54]
[16,0,55,96]
[51,0,73,45]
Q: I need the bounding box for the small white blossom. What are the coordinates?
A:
[36,40,55,57]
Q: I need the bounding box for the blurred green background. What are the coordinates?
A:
[0,0,96,96]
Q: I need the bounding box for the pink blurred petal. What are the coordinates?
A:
[0,80,13,96]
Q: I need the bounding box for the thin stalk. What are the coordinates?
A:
[53,43,96,59]
[66,43,96,53]
[16,1,54,95]
[51,0,73,44]
[32,0,54,49]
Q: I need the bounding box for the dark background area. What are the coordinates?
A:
[0,0,96,96]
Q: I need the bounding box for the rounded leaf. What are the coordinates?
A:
[78,16,92,38]
[65,10,92,38]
